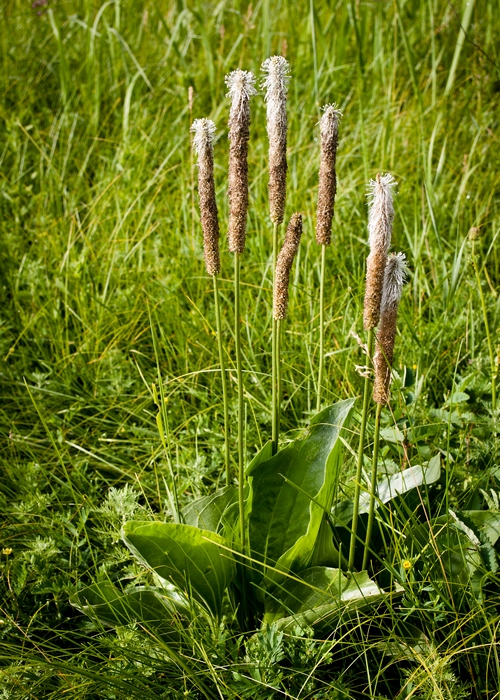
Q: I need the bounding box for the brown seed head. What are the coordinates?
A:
[273,213,303,320]
[191,118,220,275]
[363,173,397,329]
[316,104,342,246]
[261,56,290,225]
[373,252,407,404]
[468,226,481,241]
[226,69,257,254]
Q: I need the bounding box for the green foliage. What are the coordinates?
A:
[265,567,390,629]
[123,521,236,616]
[73,582,186,641]
[82,400,369,630]
[247,400,355,587]
[183,485,237,532]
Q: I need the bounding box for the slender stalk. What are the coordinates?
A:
[272,317,278,454]
[349,328,374,572]
[213,275,230,485]
[362,401,382,570]
[234,253,245,550]
[272,213,303,452]
[471,240,497,411]
[350,175,397,571]
[364,252,406,568]
[263,54,289,453]
[316,244,326,412]
[234,252,252,629]
[276,317,282,444]
[272,221,280,454]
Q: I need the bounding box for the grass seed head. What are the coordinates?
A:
[261,56,290,225]
[191,118,220,275]
[274,212,303,320]
[226,69,257,254]
[316,104,342,246]
[373,252,407,404]
[363,173,397,329]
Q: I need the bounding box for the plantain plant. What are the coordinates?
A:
[74,56,499,667]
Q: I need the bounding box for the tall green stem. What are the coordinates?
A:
[234,254,245,550]
[272,222,280,454]
[272,318,278,454]
[362,401,382,571]
[471,241,497,411]
[276,318,282,444]
[235,253,251,628]
[213,274,230,485]
[349,328,374,572]
[316,244,326,412]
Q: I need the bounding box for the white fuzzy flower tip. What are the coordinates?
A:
[319,104,342,136]
[381,252,407,311]
[261,56,290,106]
[225,70,257,112]
[191,118,216,157]
[367,173,397,250]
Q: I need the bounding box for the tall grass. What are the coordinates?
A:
[1,0,499,697]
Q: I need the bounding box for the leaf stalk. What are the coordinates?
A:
[349,328,374,571]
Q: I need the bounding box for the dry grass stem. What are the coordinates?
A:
[363,173,397,329]
[274,213,303,320]
[316,104,342,246]
[261,56,290,225]
[373,252,407,404]
[226,69,256,254]
[191,118,220,275]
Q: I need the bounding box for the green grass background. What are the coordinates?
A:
[0,0,499,696]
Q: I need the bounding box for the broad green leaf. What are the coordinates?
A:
[72,583,184,641]
[358,454,441,511]
[123,521,236,617]
[220,443,273,545]
[331,456,441,526]
[248,399,355,587]
[266,567,344,621]
[183,486,237,533]
[267,567,393,630]
[246,440,274,477]
[309,517,345,569]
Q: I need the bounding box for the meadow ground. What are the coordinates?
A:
[1,0,499,697]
